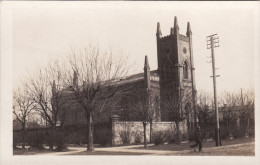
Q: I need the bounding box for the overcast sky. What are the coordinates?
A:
[6,1,259,94]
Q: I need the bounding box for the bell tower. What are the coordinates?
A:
[156,16,196,122]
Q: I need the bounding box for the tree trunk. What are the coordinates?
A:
[150,121,153,143]
[87,113,94,152]
[227,118,230,139]
[22,126,25,149]
[204,119,207,141]
[245,117,250,137]
[49,126,54,150]
[56,128,67,152]
[176,121,181,144]
[143,122,147,149]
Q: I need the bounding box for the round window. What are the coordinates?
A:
[183,47,187,54]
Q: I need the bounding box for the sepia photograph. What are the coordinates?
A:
[0,1,259,165]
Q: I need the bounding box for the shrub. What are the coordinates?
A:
[119,129,132,144]
[134,132,142,144]
[168,132,179,144]
[53,129,68,152]
[248,128,255,137]
[208,130,215,139]
[181,133,188,141]
[13,132,21,149]
[65,132,85,145]
[203,128,215,140]
[152,130,189,145]
[220,127,230,139]
[152,131,168,145]
[188,129,195,141]
[94,128,111,147]
[45,131,54,149]
[231,127,244,138]
[26,130,45,150]
[188,127,214,141]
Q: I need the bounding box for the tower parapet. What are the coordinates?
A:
[155,16,196,122]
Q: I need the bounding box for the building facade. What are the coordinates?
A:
[13,17,197,145]
[61,16,197,126]
[156,16,197,123]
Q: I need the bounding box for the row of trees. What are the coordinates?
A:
[132,89,159,148]
[13,46,131,151]
[197,89,255,140]
[13,45,255,151]
[133,87,195,147]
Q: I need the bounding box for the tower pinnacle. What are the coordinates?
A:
[186,22,192,36]
[174,16,179,32]
[144,55,150,70]
[170,27,174,35]
[156,22,162,38]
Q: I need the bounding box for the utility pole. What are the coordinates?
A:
[207,34,221,146]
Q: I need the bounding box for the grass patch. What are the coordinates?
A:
[13,148,54,155]
[132,137,255,151]
[174,143,255,156]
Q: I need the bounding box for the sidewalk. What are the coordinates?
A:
[38,142,254,156]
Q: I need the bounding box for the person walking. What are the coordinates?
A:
[190,126,202,152]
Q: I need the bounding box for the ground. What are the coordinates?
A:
[13,137,254,156]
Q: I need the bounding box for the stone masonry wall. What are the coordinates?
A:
[112,120,188,145]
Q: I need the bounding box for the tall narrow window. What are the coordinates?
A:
[183,61,188,79]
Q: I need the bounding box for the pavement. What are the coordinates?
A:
[38,142,254,156]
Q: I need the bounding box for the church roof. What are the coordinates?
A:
[118,70,159,85]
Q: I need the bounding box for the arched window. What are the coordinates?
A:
[183,61,188,79]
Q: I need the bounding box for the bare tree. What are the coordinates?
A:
[25,59,68,150]
[162,88,192,144]
[13,88,35,149]
[197,91,213,140]
[239,89,255,137]
[133,89,159,148]
[218,89,255,138]
[66,46,130,152]
[219,91,240,138]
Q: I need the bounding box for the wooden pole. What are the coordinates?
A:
[210,36,220,146]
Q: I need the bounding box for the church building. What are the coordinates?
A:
[114,16,197,124]
[63,16,197,129]
[13,17,198,146]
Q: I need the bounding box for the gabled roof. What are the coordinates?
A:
[67,70,159,92]
[121,70,159,83]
